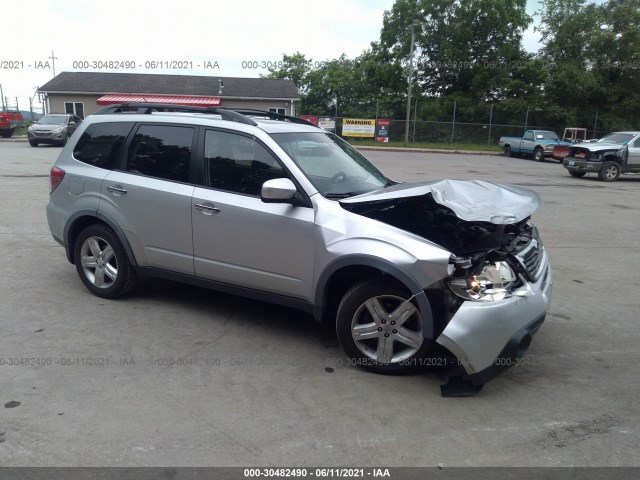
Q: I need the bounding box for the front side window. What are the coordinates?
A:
[126,124,193,182]
[73,122,134,169]
[270,132,391,198]
[204,130,285,196]
[524,132,534,141]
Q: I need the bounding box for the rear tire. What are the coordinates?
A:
[74,224,137,299]
[336,278,431,375]
[598,161,621,182]
[504,145,513,157]
[569,171,586,178]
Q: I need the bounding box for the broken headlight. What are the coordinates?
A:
[449,261,517,302]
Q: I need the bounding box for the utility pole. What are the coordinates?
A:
[0,83,4,111]
[50,50,58,77]
[404,21,419,145]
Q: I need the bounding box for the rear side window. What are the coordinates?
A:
[73,122,133,169]
[126,124,194,183]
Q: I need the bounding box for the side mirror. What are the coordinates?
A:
[261,178,299,204]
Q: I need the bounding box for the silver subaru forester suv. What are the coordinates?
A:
[46,104,552,395]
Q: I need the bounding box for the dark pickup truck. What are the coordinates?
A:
[562,131,640,181]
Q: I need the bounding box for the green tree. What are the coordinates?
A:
[378,0,532,100]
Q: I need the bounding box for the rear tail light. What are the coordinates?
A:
[49,166,65,193]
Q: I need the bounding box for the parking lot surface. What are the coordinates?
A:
[1,142,639,466]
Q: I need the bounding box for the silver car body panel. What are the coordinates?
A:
[192,186,316,298]
[99,171,195,275]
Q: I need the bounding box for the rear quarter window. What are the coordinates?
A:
[73,122,134,169]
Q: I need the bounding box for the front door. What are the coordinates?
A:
[191,129,315,299]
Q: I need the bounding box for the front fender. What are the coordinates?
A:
[315,254,435,339]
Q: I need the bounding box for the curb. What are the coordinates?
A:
[354,145,502,156]
[0,136,28,142]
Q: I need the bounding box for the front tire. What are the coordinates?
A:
[29,140,38,147]
[533,148,544,162]
[74,224,137,298]
[569,170,586,178]
[336,278,431,375]
[598,161,621,182]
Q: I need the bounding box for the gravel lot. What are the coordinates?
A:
[1,141,638,467]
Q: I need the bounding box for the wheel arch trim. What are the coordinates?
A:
[63,210,137,266]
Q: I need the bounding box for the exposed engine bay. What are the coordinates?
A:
[342,194,533,257]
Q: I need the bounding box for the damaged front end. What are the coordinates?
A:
[341,180,552,395]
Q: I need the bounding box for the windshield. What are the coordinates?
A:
[536,131,559,140]
[38,115,67,125]
[270,132,392,198]
[597,132,636,144]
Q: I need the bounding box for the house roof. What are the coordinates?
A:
[39,72,299,100]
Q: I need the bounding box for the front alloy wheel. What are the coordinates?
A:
[336,278,430,374]
[74,224,136,298]
[598,161,621,182]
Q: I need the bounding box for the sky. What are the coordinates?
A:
[1,0,544,113]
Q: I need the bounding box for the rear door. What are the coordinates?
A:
[100,123,196,275]
[191,128,315,299]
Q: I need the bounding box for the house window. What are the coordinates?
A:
[65,102,85,119]
[268,108,286,115]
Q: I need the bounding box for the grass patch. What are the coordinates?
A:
[348,140,501,153]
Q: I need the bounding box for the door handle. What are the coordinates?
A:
[194,203,221,214]
[107,185,127,195]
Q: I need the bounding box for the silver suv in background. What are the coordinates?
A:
[28,113,82,147]
[46,104,552,396]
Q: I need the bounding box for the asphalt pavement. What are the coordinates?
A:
[1,142,638,467]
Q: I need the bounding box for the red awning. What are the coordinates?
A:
[96,94,221,107]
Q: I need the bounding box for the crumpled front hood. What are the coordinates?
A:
[340,179,540,224]
[572,141,623,151]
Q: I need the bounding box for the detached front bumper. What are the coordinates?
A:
[436,249,552,388]
[563,157,603,173]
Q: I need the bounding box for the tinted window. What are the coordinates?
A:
[204,130,284,196]
[126,125,194,182]
[73,122,134,169]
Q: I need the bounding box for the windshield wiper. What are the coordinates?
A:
[325,192,363,199]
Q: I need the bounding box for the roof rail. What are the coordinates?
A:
[93,103,258,126]
[224,109,319,127]
[92,103,320,128]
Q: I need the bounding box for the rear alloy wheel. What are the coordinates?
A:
[598,161,621,182]
[74,224,136,298]
[336,278,431,375]
[569,170,586,178]
[533,148,544,162]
